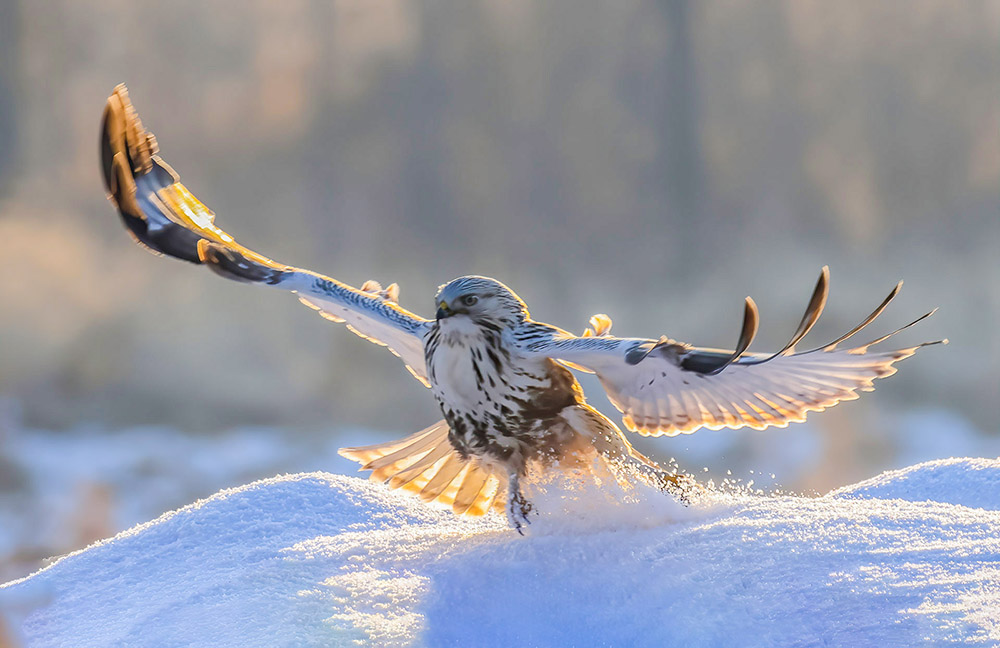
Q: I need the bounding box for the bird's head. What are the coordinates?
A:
[435,276,529,327]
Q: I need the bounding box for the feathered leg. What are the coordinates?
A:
[563,405,701,502]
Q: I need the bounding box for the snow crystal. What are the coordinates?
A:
[2,460,1000,647]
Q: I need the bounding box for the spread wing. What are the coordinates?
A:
[101,84,432,385]
[518,268,946,436]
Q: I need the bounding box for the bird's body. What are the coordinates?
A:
[100,85,945,531]
[427,281,569,465]
[403,276,672,526]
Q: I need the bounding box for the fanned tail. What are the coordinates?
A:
[339,421,506,516]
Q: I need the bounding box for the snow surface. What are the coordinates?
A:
[0,425,367,582]
[4,408,997,585]
[3,459,1000,647]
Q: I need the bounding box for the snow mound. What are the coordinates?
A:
[3,462,1000,647]
[832,457,1000,510]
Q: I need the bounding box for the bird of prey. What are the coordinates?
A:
[101,85,944,531]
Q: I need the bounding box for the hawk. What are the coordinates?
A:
[100,85,944,531]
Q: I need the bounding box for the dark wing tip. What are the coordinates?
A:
[100,100,117,196]
[675,297,759,375]
[101,85,159,247]
[693,297,760,375]
[101,84,158,190]
[740,266,830,366]
[101,85,214,265]
[788,266,831,352]
[198,240,286,285]
[100,84,132,195]
[850,308,942,352]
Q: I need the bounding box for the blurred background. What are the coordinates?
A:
[0,0,997,582]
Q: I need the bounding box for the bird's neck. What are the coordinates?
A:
[434,315,510,346]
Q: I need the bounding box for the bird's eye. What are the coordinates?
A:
[462,295,479,307]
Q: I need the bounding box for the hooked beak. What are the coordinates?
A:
[436,301,451,320]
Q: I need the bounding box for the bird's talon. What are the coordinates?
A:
[506,488,535,533]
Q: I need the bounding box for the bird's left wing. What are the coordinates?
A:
[101,84,432,385]
[517,268,945,436]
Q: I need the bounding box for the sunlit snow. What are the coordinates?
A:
[3,457,1000,647]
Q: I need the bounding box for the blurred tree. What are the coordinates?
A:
[0,0,17,198]
[658,0,709,264]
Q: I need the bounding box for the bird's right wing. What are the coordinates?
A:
[101,84,432,385]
